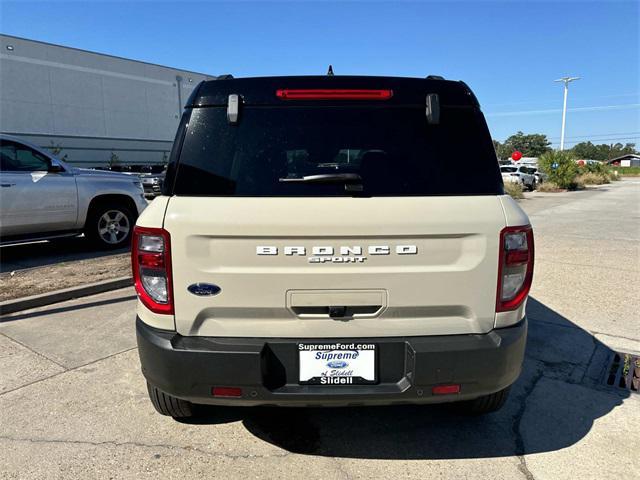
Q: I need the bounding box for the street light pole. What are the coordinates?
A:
[554,76,580,151]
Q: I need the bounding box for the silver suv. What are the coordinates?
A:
[0,135,147,248]
[134,75,534,418]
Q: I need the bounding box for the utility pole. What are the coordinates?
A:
[554,76,580,150]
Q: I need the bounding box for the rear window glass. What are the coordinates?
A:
[172,106,502,196]
[501,166,518,173]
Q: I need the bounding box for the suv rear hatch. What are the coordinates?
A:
[162,77,507,337]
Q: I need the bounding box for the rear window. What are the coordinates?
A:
[501,166,518,173]
[171,106,502,196]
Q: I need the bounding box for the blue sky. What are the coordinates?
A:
[1,0,638,147]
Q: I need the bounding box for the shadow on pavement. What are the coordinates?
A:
[188,297,629,459]
[0,294,137,323]
[0,236,128,273]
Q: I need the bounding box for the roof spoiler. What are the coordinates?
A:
[184,76,235,108]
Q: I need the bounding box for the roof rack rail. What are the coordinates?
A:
[426,75,445,80]
[215,74,234,80]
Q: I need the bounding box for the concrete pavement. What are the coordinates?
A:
[1,179,638,479]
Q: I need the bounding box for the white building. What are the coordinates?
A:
[0,34,214,167]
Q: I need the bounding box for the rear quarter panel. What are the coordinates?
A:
[134,196,174,330]
[496,195,531,327]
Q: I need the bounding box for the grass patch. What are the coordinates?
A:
[536,182,564,192]
[576,172,610,185]
[609,166,640,177]
[504,181,524,199]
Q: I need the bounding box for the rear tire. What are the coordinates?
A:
[146,382,194,418]
[455,387,510,415]
[84,202,135,250]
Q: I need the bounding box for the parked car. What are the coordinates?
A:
[134,75,534,418]
[500,165,537,191]
[139,172,164,198]
[0,135,147,249]
[529,167,547,184]
[94,164,166,198]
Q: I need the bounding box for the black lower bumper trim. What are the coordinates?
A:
[136,317,527,406]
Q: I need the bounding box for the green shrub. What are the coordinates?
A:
[503,181,524,199]
[582,161,607,174]
[538,151,579,189]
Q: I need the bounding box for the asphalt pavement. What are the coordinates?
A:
[1,179,638,480]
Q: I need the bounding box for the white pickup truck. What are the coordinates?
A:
[0,134,147,248]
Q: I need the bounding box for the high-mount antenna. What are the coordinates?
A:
[327,65,334,76]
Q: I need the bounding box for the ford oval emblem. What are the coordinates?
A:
[187,283,221,296]
[326,360,349,369]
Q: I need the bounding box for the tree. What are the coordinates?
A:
[538,150,579,189]
[502,131,552,158]
[493,139,514,160]
[45,141,68,161]
[570,142,637,162]
[108,152,121,169]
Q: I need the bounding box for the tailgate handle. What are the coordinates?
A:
[291,305,382,319]
[287,289,387,319]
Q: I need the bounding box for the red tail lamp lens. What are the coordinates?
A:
[432,384,461,395]
[212,387,243,398]
[131,226,173,315]
[506,250,529,265]
[276,89,393,100]
[496,225,535,312]
[138,252,165,268]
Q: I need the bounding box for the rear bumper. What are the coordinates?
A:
[136,317,527,407]
[502,176,522,184]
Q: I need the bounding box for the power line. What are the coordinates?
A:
[496,135,640,146]
[546,131,640,140]
[559,138,639,146]
[486,103,640,117]
[484,92,640,108]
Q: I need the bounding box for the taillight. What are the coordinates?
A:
[276,89,393,100]
[132,226,173,314]
[496,225,534,312]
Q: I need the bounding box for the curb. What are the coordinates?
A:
[0,277,133,316]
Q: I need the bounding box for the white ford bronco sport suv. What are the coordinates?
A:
[134,75,534,418]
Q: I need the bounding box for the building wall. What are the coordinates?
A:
[0,34,213,167]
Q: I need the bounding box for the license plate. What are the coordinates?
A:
[298,342,376,385]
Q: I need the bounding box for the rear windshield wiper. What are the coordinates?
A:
[279,173,362,184]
